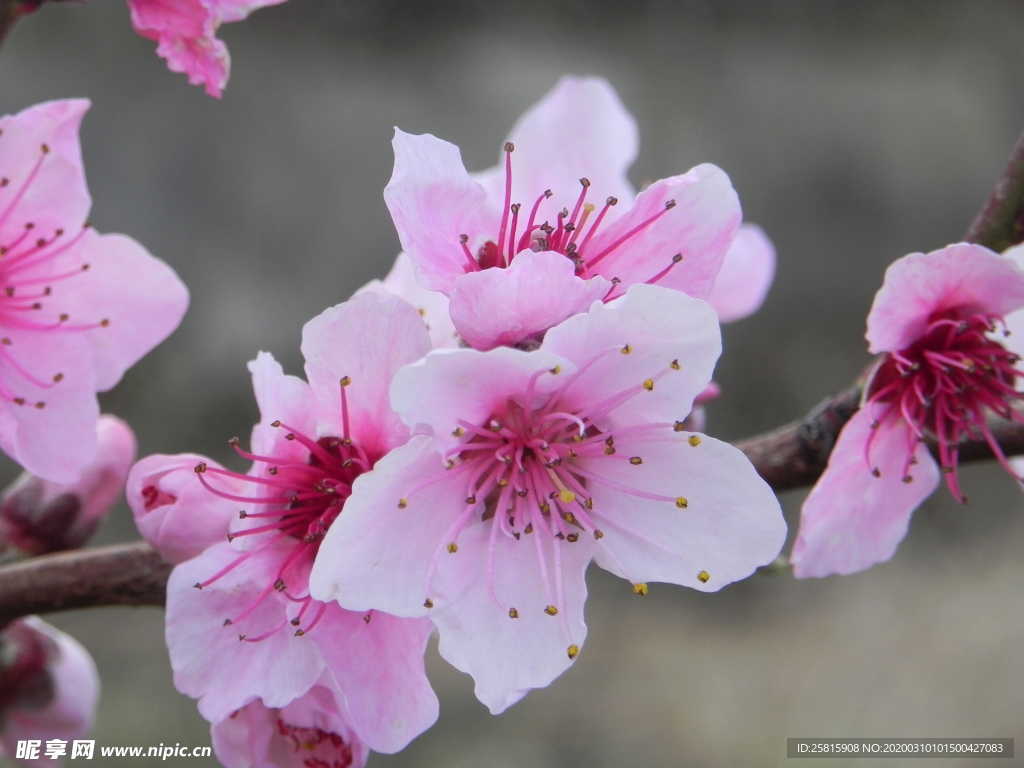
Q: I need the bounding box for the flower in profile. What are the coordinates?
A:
[0,617,99,762]
[130,294,439,753]
[791,243,1024,578]
[384,76,742,350]
[310,285,785,713]
[0,415,135,560]
[0,99,188,484]
[127,0,287,98]
[211,681,369,768]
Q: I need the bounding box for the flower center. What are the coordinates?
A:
[399,350,692,658]
[866,309,1023,500]
[458,143,682,294]
[276,718,355,768]
[192,381,372,641]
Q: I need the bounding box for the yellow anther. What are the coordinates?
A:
[497,478,509,487]
[544,605,559,616]
[676,497,688,509]
[566,533,579,543]
[633,583,648,596]
[423,598,434,609]
[466,495,477,504]
[397,498,407,509]
[447,542,458,553]
[697,571,710,583]
[508,608,519,619]
[604,446,616,455]
[629,456,642,465]
[621,344,632,354]
[674,421,685,432]
[524,523,534,534]
[567,644,579,659]
[560,490,575,504]
[593,529,604,539]
[539,503,550,514]
[339,376,351,387]
[550,365,561,374]
[452,426,464,437]
[585,498,593,510]
[902,475,913,484]
[871,468,881,478]
[688,435,701,447]
[583,203,595,212]
[563,512,575,524]
[670,359,680,370]
[643,379,655,391]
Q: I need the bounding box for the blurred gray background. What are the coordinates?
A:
[3,1,1024,765]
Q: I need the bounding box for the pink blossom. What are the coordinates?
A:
[143,294,438,753]
[0,617,99,764]
[0,100,188,485]
[211,681,369,768]
[310,285,786,713]
[791,243,1024,578]
[0,415,135,558]
[127,0,287,98]
[384,77,742,350]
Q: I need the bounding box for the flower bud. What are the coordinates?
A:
[0,617,99,757]
[0,416,136,560]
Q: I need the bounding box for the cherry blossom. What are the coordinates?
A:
[0,100,188,484]
[212,680,369,768]
[706,224,776,324]
[310,285,785,713]
[0,415,135,558]
[130,294,439,753]
[127,0,287,98]
[384,76,742,350]
[791,243,1024,578]
[0,617,99,764]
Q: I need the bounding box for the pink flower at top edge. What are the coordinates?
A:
[127,0,288,98]
[0,617,100,764]
[0,415,135,558]
[127,293,439,754]
[791,243,1024,578]
[309,284,785,713]
[1001,243,1024,480]
[0,100,188,485]
[211,679,369,768]
[384,76,742,351]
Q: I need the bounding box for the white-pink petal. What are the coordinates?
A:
[449,250,612,350]
[791,410,940,578]
[706,223,776,323]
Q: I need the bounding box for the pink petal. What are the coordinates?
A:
[166,542,325,721]
[247,351,316,468]
[309,436,467,618]
[52,229,189,392]
[0,100,91,242]
[214,0,289,24]
[581,164,741,299]
[389,347,568,458]
[430,520,593,715]
[127,453,239,564]
[383,130,494,295]
[310,607,438,753]
[791,409,940,578]
[301,293,431,460]
[866,243,1024,354]
[706,223,776,323]
[449,250,612,350]
[541,284,721,433]
[0,618,99,749]
[0,328,98,485]
[211,683,369,768]
[357,252,458,350]
[585,431,784,590]
[474,76,639,222]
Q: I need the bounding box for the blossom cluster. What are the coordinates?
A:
[3,5,1024,766]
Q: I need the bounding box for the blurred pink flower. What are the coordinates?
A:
[135,294,439,753]
[792,243,1024,578]
[0,617,99,764]
[310,285,785,713]
[0,100,188,485]
[128,0,287,98]
[384,76,742,350]
[211,681,369,768]
[0,415,135,558]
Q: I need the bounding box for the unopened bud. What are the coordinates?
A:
[0,415,136,560]
[0,617,98,745]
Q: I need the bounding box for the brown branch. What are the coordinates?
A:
[964,128,1024,252]
[0,542,170,626]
